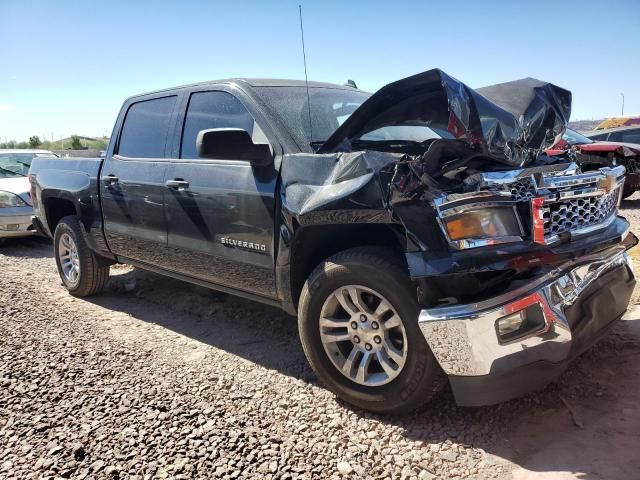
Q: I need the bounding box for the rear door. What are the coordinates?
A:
[100,94,178,267]
[163,88,280,298]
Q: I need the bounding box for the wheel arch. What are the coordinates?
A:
[43,195,80,235]
[286,223,408,310]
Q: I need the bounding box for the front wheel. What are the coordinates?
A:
[298,247,445,414]
[53,216,110,297]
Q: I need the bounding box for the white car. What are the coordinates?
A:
[0,149,58,239]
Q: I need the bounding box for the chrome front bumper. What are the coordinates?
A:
[419,245,635,405]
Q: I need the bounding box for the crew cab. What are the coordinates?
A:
[29,70,636,413]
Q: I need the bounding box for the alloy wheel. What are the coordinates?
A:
[58,233,80,284]
[319,285,408,386]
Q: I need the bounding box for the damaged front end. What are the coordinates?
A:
[282,69,633,282]
[279,68,637,406]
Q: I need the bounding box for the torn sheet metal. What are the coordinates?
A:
[280,150,398,216]
[319,69,571,168]
[280,150,447,254]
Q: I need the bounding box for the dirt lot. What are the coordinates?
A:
[2,198,640,479]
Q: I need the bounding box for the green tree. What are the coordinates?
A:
[16,141,29,149]
[29,136,42,148]
[70,135,82,149]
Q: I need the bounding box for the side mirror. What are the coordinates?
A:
[196,128,273,166]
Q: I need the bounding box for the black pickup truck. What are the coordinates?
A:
[30,69,636,413]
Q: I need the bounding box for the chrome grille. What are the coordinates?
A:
[487,178,535,202]
[543,186,621,236]
[509,179,536,202]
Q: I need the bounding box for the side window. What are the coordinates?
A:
[613,131,640,144]
[180,91,255,159]
[118,96,177,158]
[589,133,607,141]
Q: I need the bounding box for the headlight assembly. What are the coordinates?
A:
[443,206,523,241]
[0,190,28,208]
[434,191,524,249]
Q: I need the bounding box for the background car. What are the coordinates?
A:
[546,128,640,198]
[0,149,58,242]
[585,125,640,144]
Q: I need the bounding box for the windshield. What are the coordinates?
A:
[255,86,447,151]
[255,86,370,149]
[563,128,593,145]
[361,125,444,142]
[0,152,55,178]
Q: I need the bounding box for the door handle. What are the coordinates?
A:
[165,179,190,190]
[103,174,119,184]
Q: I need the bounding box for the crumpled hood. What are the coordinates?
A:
[319,69,571,168]
[0,177,31,205]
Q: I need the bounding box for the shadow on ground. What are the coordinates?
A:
[97,266,640,480]
[620,198,640,210]
[0,236,52,258]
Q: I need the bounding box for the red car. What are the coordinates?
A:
[547,128,640,198]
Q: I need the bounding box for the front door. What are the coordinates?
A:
[164,90,279,298]
[100,95,178,268]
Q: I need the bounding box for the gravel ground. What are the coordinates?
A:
[1,201,640,480]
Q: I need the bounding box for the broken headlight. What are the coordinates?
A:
[435,192,524,249]
[444,207,522,241]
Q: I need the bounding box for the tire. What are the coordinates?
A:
[622,181,636,200]
[53,216,110,297]
[298,247,445,414]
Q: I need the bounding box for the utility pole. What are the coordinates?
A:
[621,93,625,116]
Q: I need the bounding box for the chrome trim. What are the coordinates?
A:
[437,200,517,218]
[463,162,580,189]
[557,187,607,200]
[418,248,632,376]
[433,190,513,214]
[446,235,523,250]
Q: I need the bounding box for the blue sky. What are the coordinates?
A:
[1,0,639,141]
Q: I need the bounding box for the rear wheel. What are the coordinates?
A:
[298,247,445,414]
[54,216,110,296]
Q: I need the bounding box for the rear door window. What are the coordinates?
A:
[180,91,255,159]
[118,96,177,158]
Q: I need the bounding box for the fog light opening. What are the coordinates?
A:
[497,311,525,336]
[496,303,546,344]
